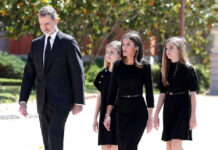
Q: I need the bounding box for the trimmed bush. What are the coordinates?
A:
[151,64,161,89]
[84,61,210,93]
[85,64,103,83]
[0,51,25,79]
[195,65,210,93]
[151,64,210,93]
[84,58,104,91]
[1,52,209,93]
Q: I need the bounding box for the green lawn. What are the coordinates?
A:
[0,82,97,104]
[0,86,36,103]
[0,78,22,86]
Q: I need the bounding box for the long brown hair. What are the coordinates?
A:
[104,41,121,68]
[120,31,145,69]
[161,37,191,86]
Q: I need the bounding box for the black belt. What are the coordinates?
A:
[120,94,142,98]
[166,91,187,95]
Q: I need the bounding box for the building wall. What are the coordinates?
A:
[9,34,33,54]
[7,32,157,58]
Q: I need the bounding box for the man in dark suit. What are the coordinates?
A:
[19,6,85,150]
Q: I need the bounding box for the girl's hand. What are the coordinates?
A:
[103,115,111,131]
[189,114,197,130]
[93,120,98,133]
[153,114,159,130]
[147,116,153,133]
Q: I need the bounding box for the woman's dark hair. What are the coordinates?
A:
[121,31,145,68]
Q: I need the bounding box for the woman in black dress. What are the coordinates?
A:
[93,41,121,150]
[153,37,198,150]
[104,31,154,150]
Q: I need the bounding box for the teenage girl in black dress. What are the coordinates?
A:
[104,31,154,150]
[154,37,198,150]
[93,41,121,150]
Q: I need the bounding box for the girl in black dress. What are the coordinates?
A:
[104,31,154,150]
[153,37,198,150]
[93,41,121,150]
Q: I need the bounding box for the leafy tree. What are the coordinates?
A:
[0,0,217,72]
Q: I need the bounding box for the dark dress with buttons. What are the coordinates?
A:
[107,60,154,150]
[94,68,118,145]
[159,62,198,141]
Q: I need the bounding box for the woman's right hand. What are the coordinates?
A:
[93,120,98,133]
[153,114,159,130]
[103,115,111,131]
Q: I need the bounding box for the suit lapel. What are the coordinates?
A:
[45,31,61,71]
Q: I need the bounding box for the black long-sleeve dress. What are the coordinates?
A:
[107,60,154,150]
[159,62,198,141]
[94,68,118,145]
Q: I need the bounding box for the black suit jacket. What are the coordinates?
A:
[19,31,85,113]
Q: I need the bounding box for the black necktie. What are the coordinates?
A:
[44,36,51,71]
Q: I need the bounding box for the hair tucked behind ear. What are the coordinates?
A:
[121,31,146,69]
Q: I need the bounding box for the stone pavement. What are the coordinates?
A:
[0,94,218,150]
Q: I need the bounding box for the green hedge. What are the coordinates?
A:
[85,64,102,83]
[151,64,161,89]
[84,58,104,91]
[0,51,209,93]
[0,51,25,79]
[150,64,209,93]
[84,63,210,93]
[195,65,210,92]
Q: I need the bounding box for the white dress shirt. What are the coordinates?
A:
[43,29,59,66]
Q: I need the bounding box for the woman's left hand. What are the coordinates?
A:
[189,114,197,130]
[146,116,153,133]
[103,115,111,131]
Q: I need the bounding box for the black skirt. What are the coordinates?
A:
[162,94,192,141]
[98,106,118,145]
[117,96,148,150]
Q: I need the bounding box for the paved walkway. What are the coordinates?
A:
[0,94,218,150]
